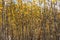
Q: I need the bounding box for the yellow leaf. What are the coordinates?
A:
[52,0,56,3]
[33,0,37,2]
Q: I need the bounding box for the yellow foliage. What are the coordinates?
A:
[39,0,45,3]
[0,0,60,40]
[33,0,37,1]
[52,0,56,3]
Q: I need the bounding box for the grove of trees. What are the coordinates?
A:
[0,0,60,40]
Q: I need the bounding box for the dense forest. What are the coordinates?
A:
[0,0,60,40]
